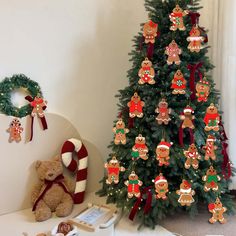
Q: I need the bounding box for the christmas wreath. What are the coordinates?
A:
[0,74,42,118]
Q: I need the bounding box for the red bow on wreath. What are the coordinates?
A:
[25,95,48,141]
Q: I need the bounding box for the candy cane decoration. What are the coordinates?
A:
[61,138,88,204]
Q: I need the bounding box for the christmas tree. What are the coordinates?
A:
[98,0,235,228]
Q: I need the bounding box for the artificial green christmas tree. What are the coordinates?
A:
[98,0,235,228]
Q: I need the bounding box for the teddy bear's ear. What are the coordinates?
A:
[35,160,42,169]
[52,155,61,162]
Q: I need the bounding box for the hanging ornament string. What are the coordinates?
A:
[25,95,48,141]
[219,119,232,179]
[129,186,152,221]
[187,62,203,100]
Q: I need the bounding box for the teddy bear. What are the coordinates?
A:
[155,98,171,125]
[176,180,195,206]
[180,106,195,129]
[138,58,155,85]
[143,20,158,44]
[171,70,187,94]
[104,156,125,184]
[165,40,182,65]
[7,118,23,143]
[169,5,188,31]
[156,139,173,166]
[187,26,204,52]
[183,143,201,169]
[131,134,149,160]
[203,135,217,161]
[125,171,143,198]
[112,118,129,145]
[154,173,168,200]
[208,197,227,224]
[31,157,74,222]
[127,92,145,118]
[202,166,221,192]
[204,103,220,131]
[196,78,210,102]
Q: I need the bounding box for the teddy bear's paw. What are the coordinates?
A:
[55,202,73,217]
[35,208,52,222]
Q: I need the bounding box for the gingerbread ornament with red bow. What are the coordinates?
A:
[156,139,173,166]
[127,92,145,118]
[171,70,186,94]
[155,98,171,125]
[176,179,195,206]
[131,134,149,161]
[143,20,158,44]
[7,118,23,143]
[165,40,182,65]
[169,5,189,31]
[138,58,155,85]
[187,26,205,53]
[196,77,210,102]
[183,143,201,169]
[208,198,227,224]
[104,156,125,184]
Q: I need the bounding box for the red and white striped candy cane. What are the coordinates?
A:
[61,138,88,204]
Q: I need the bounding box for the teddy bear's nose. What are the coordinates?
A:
[48,173,54,177]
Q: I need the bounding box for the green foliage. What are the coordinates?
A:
[98,0,235,228]
[0,74,42,118]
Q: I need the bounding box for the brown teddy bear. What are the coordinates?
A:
[183,143,201,169]
[203,135,217,161]
[171,70,186,94]
[143,20,158,44]
[196,78,210,102]
[32,157,74,222]
[104,156,125,184]
[125,171,143,198]
[208,198,227,224]
[155,98,171,125]
[165,40,182,65]
[154,174,168,200]
[202,166,221,192]
[7,118,23,143]
[156,140,172,166]
[169,5,188,31]
[204,103,220,131]
[131,134,149,160]
[127,92,145,118]
[112,118,129,145]
[187,26,204,52]
[180,106,195,129]
[138,58,155,85]
[176,180,195,206]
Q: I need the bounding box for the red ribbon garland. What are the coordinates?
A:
[219,119,232,179]
[187,62,203,100]
[129,186,152,221]
[179,125,194,147]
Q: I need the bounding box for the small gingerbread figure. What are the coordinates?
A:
[125,171,143,198]
[138,58,155,85]
[203,135,217,161]
[169,5,188,31]
[29,95,47,118]
[171,70,187,94]
[183,143,201,169]
[131,134,148,161]
[104,156,125,184]
[202,166,221,192]
[154,173,168,200]
[127,92,145,118]
[208,198,227,224]
[165,40,182,65]
[143,20,158,44]
[196,77,210,102]
[7,118,23,143]
[155,98,171,125]
[180,106,195,129]
[112,118,129,145]
[187,26,204,52]
[176,180,195,206]
[156,139,173,166]
[204,103,220,132]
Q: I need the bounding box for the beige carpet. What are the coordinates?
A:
[159,208,236,236]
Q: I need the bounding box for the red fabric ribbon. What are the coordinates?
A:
[187,62,203,100]
[189,12,200,25]
[219,119,232,179]
[128,117,134,129]
[129,186,152,221]
[179,125,194,147]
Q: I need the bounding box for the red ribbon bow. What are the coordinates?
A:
[187,62,203,100]
[129,186,152,221]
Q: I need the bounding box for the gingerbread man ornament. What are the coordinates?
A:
[165,40,182,65]
[7,118,23,143]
